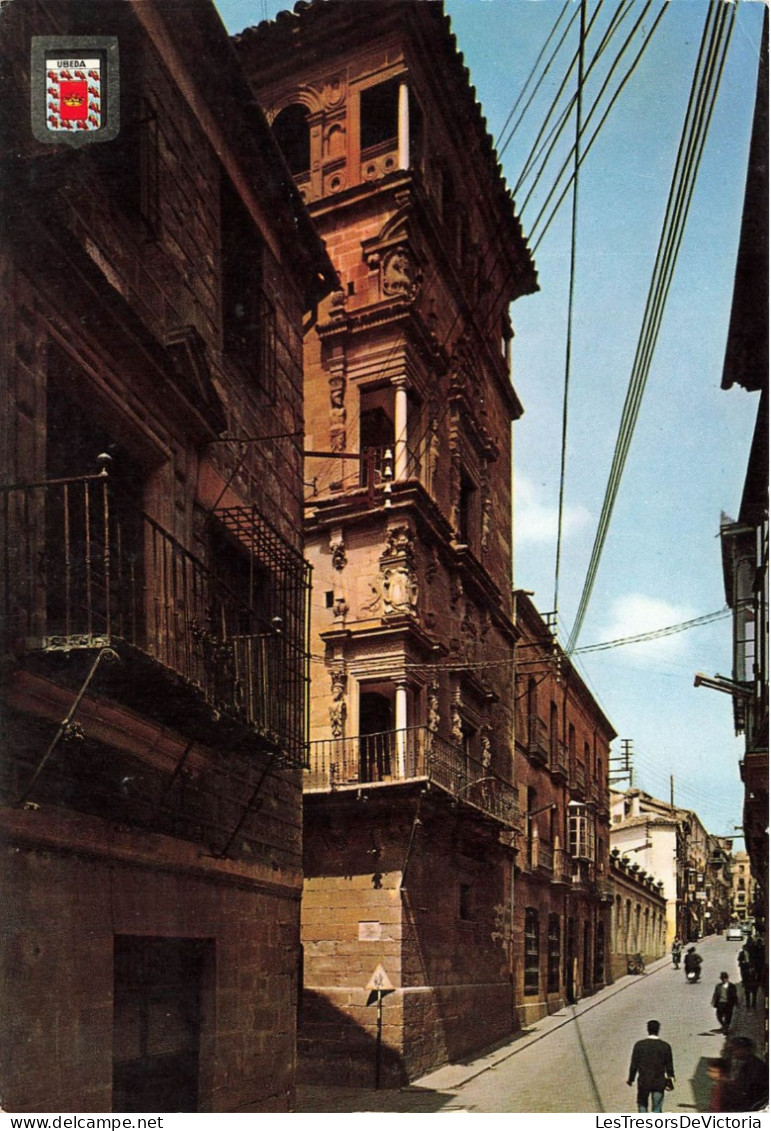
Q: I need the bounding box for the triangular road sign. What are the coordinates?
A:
[366,963,394,992]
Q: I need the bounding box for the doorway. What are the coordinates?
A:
[113,936,210,1113]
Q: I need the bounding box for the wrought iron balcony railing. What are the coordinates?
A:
[526,715,550,763]
[1,470,310,763]
[305,724,518,826]
[550,739,569,777]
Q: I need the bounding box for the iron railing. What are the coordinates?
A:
[305,724,517,826]
[550,739,569,777]
[526,715,550,763]
[525,836,554,874]
[304,443,423,502]
[1,472,310,762]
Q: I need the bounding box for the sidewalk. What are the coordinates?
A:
[294,953,758,1112]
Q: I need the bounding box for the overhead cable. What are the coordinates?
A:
[566,0,736,653]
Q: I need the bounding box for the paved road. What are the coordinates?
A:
[295,934,766,1113]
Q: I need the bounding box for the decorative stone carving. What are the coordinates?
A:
[329,374,346,452]
[428,681,440,734]
[428,415,440,486]
[449,575,464,610]
[426,545,439,585]
[332,595,349,621]
[329,667,347,738]
[385,523,415,560]
[329,530,347,571]
[382,563,418,616]
[451,702,464,745]
[382,247,421,301]
[481,728,492,770]
[322,77,346,110]
[481,475,492,551]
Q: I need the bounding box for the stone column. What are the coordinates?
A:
[394,376,409,481]
[398,81,410,170]
[395,681,408,777]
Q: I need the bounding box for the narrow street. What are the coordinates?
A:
[295,935,766,1113]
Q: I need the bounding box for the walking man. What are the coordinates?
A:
[711,971,738,1035]
[627,1019,676,1113]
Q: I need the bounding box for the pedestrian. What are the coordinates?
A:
[739,954,760,1008]
[626,1019,676,1113]
[684,946,702,982]
[727,1037,768,1111]
[671,938,682,969]
[711,971,738,1035]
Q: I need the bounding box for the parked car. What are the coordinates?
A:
[726,924,744,941]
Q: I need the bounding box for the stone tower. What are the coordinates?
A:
[236,0,537,1085]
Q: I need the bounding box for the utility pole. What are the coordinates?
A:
[610,738,634,787]
[670,773,675,809]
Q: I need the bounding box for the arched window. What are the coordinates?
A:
[524,908,540,995]
[273,104,311,176]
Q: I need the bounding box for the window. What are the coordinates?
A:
[221,174,277,399]
[459,883,473,922]
[360,78,400,151]
[550,701,559,761]
[273,103,311,176]
[524,908,539,995]
[568,803,594,860]
[458,469,477,546]
[547,914,561,993]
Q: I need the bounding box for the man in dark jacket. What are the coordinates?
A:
[627,1019,676,1112]
[711,971,739,1035]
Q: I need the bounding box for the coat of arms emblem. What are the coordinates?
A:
[31,37,119,145]
[45,57,102,133]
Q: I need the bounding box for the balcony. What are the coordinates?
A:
[1,471,310,763]
[552,846,573,886]
[550,739,569,778]
[305,724,518,827]
[571,761,587,795]
[526,715,549,765]
[524,836,554,875]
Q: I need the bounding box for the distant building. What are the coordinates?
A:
[731,849,758,924]
[610,789,713,945]
[236,0,537,1086]
[513,592,615,1020]
[608,852,667,979]
[0,0,334,1112]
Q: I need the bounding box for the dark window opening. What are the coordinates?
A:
[273,103,311,176]
[459,883,473,921]
[221,174,276,400]
[458,470,476,545]
[360,78,399,151]
[325,590,334,608]
[524,907,539,995]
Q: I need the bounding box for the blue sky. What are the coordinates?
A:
[214,0,764,842]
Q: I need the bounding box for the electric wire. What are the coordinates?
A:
[529,0,667,251]
[566,0,736,654]
[553,0,587,619]
[497,2,579,162]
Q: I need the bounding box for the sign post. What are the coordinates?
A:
[366,963,394,1090]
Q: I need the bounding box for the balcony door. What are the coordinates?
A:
[45,371,145,644]
[359,689,394,782]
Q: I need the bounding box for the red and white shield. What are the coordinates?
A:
[45,57,101,133]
